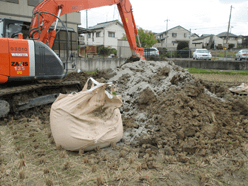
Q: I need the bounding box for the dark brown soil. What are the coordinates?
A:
[136,79,248,157]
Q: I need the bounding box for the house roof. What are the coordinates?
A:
[217,32,238,38]
[78,27,94,34]
[156,25,190,36]
[88,20,123,30]
[191,33,199,37]
[201,34,211,37]
[192,34,215,41]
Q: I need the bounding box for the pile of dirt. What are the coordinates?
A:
[109,60,248,156]
[61,70,109,87]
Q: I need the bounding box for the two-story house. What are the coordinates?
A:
[192,35,224,49]
[82,20,125,49]
[155,25,193,50]
[217,32,238,48]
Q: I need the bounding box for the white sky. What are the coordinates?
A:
[80,0,248,36]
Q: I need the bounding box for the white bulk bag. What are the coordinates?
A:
[50,77,123,151]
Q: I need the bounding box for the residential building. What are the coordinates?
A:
[155,25,193,50]
[81,20,125,49]
[217,32,238,48]
[0,0,81,59]
[189,33,199,48]
[0,0,80,32]
[240,35,248,48]
[192,35,223,49]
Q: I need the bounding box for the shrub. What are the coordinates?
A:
[146,55,167,61]
[98,46,117,56]
[229,44,235,49]
[98,46,109,56]
[177,41,189,50]
[110,48,117,56]
[158,48,167,55]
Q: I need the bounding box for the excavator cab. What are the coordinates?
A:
[0,18,30,39]
[0,18,65,84]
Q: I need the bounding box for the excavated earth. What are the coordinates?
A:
[1,60,248,185]
[12,60,248,157]
[107,60,248,157]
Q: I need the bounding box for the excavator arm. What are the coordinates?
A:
[29,0,144,57]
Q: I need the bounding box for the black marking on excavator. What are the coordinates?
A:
[11,62,28,66]
[34,41,64,76]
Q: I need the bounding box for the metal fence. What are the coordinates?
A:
[156,47,248,61]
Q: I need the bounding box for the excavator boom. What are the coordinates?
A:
[30,0,144,57]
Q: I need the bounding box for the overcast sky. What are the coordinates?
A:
[80,0,247,36]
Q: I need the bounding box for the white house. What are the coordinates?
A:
[216,32,238,48]
[83,20,125,49]
[155,25,195,50]
[192,35,224,49]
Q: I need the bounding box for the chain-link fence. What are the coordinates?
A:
[209,50,238,60]
[156,47,248,61]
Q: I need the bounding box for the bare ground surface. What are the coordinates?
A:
[1,61,248,186]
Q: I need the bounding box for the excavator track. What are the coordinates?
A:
[0,80,82,118]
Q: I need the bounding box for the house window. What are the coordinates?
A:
[88,33,91,38]
[28,0,42,6]
[108,32,115,38]
[172,41,177,46]
[1,0,19,3]
[96,32,101,37]
[172,33,177,37]
[184,33,187,38]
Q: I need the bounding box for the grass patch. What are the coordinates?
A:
[86,69,98,75]
[192,73,248,84]
[187,68,248,75]
[211,50,236,58]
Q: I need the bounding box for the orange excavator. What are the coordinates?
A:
[0,0,144,117]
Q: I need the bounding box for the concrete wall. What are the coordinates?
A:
[66,57,248,72]
[174,60,248,70]
[117,39,131,58]
[69,58,126,72]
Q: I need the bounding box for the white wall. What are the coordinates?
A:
[104,23,125,49]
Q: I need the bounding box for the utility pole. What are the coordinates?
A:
[225,5,233,58]
[86,9,88,58]
[86,9,88,46]
[164,19,170,48]
[189,29,191,49]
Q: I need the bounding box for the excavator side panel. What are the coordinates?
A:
[0,38,9,83]
[8,39,30,77]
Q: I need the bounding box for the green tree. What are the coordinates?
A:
[177,41,189,50]
[121,28,158,48]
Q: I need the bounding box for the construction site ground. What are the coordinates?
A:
[1,60,248,186]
